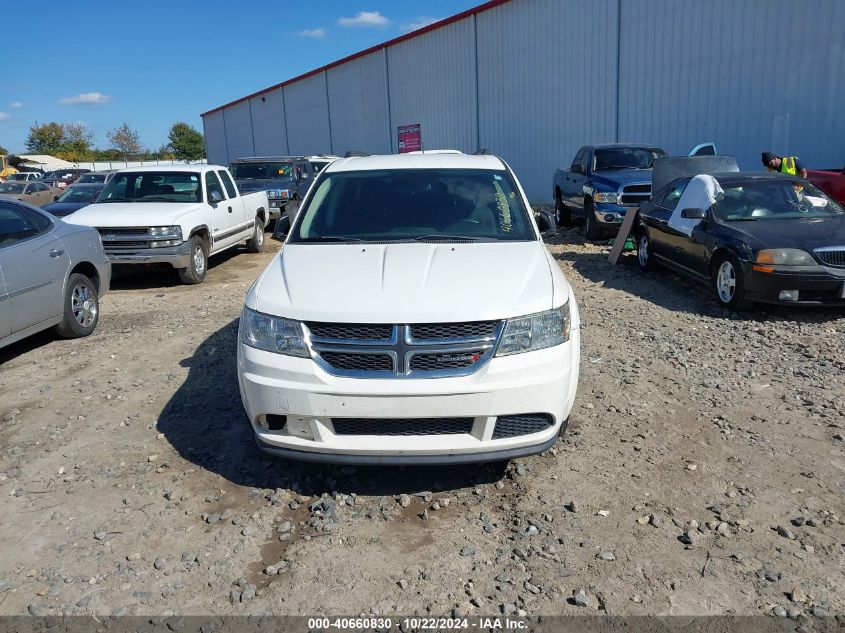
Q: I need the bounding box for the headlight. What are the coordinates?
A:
[495,303,571,357]
[594,192,619,204]
[280,190,290,199]
[267,190,279,199]
[240,307,309,357]
[149,239,182,248]
[149,226,182,238]
[755,249,815,266]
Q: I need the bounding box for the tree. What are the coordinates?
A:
[107,122,143,160]
[0,144,8,155]
[25,122,65,154]
[56,123,94,161]
[167,122,205,161]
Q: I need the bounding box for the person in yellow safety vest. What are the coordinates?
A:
[761,152,808,178]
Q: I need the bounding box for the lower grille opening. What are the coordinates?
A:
[332,417,474,436]
[319,352,393,372]
[266,414,287,431]
[492,414,553,439]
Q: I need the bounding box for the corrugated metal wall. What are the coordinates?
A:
[203,0,845,199]
[327,51,392,155]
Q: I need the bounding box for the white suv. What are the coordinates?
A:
[237,153,580,464]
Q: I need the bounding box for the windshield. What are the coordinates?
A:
[98,172,201,203]
[713,180,845,221]
[43,170,77,180]
[0,183,25,194]
[58,187,101,203]
[6,173,30,181]
[310,160,330,173]
[77,173,107,183]
[594,148,667,171]
[290,168,536,243]
[229,162,293,180]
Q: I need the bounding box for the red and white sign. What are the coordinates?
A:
[397,124,422,154]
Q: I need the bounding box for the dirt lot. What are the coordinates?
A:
[0,225,843,621]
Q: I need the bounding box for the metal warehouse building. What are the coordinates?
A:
[201,0,845,201]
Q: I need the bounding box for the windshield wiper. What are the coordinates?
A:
[412,234,485,242]
[98,199,133,203]
[300,236,365,243]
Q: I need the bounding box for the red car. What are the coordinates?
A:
[807,167,845,205]
[40,168,90,190]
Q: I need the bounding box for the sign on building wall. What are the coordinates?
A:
[397,124,422,153]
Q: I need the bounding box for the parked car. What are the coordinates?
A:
[43,184,104,217]
[41,169,90,190]
[807,166,845,206]
[238,153,581,464]
[65,165,269,284]
[76,170,117,185]
[229,156,316,223]
[553,144,668,239]
[635,156,845,309]
[5,172,41,181]
[0,181,61,207]
[307,155,340,174]
[0,199,110,350]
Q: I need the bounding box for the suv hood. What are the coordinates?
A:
[251,242,560,323]
[63,202,203,227]
[236,178,295,194]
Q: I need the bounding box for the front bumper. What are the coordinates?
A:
[237,329,581,464]
[105,241,192,269]
[745,264,845,305]
[593,204,635,227]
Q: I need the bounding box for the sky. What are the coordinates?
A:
[0,0,482,154]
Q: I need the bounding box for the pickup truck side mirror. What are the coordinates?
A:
[272,215,291,241]
[209,190,223,204]
[681,207,707,220]
[571,164,585,175]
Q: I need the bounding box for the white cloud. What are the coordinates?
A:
[58,92,111,105]
[338,11,390,27]
[299,28,326,39]
[9,101,23,109]
[404,16,441,32]
[0,112,9,121]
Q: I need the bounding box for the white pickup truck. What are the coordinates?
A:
[65,165,268,284]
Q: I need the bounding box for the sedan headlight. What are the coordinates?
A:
[496,303,571,357]
[755,249,815,266]
[595,192,620,204]
[240,307,309,357]
[149,226,182,238]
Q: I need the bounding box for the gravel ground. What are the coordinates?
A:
[0,224,843,621]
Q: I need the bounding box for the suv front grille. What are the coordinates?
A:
[306,321,503,379]
[492,414,554,439]
[619,183,651,206]
[332,417,474,436]
[97,227,153,250]
[815,248,845,268]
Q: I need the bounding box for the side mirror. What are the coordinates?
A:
[209,190,223,204]
[272,215,291,242]
[681,207,707,220]
[571,164,585,175]
[53,196,59,201]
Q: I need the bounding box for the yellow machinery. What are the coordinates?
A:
[0,155,19,179]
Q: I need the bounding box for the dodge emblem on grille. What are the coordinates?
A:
[436,353,481,364]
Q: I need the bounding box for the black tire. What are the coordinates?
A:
[712,253,753,311]
[54,273,99,338]
[636,230,656,272]
[177,235,208,285]
[246,216,265,253]
[558,416,570,437]
[555,192,572,228]
[584,199,602,241]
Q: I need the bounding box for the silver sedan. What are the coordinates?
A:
[0,199,111,350]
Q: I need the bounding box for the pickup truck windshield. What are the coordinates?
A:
[713,181,845,221]
[291,168,536,243]
[98,172,202,203]
[594,148,667,171]
[229,162,293,180]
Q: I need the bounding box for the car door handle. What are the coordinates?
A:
[228,206,233,213]
[48,249,64,258]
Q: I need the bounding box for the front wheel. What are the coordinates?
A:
[54,273,99,338]
[555,194,572,228]
[246,216,265,253]
[584,200,602,241]
[712,254,753,311]
[177,235,208,284]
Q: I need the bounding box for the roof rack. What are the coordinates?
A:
[473,148,490,155]
[344,151,370,158]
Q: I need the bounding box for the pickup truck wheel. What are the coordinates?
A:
[555,194,572,228]
[177,236,208,284]
[636,231,656,271]
[54,273,99,338]
[246,217,265,253]
[712,254,753,311]
[584,200,602,241]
